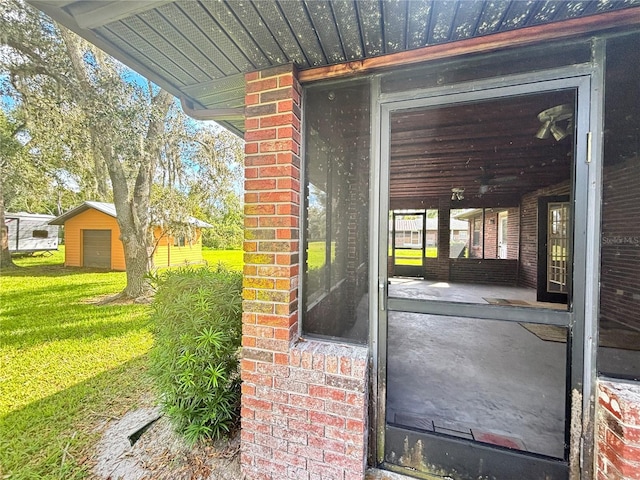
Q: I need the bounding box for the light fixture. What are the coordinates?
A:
[550,123,568,141]
[451,188,464,201]
[535,120,552,140]
[535,104,573,141]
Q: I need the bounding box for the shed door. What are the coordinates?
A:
[83,230,111,269]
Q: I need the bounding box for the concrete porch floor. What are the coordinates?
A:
[385,278,568,459]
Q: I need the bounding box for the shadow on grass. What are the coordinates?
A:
[0,355,155,480]
[3,282,120,308]
[0,310,150,347]
[1,264,113,278]
[1,263,147,347]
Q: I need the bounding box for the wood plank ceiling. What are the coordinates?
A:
[389,90,576,206]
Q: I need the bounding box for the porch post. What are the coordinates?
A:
[241,64,369,480]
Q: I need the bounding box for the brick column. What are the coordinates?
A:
[596,380,640,479]
[437,198,451,281]
[241,65,369,480]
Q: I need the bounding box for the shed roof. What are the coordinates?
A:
[49,201,213,228]
[29,0,640,135]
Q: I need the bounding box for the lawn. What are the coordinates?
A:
[202,247,243,271]
[0,248,155,479]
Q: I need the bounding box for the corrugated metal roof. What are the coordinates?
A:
[49,201,212,228]
[29,0,640,134]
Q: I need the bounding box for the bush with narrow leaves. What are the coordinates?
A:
[149,266,242,443]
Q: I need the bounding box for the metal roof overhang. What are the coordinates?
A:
[28,0,640,136]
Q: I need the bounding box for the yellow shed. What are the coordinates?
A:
[49,201,211,271]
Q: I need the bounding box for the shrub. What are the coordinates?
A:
[149,266,242,443]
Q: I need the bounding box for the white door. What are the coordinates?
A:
[498,211,508,259]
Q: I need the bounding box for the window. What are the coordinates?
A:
[450,209,469,258]
[598,32,640,379]
[472,217,482,247]
[303,80,371,343]
[173,236,186,247]
[32,230,49,239]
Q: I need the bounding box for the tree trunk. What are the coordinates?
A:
[0,175,16,268]
[121,228,153,298]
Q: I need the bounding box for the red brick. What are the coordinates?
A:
[278,99,294,113]
[256,337,290,352]
[244,419,273,435]
[274,377,308,396]
[260,191,299,203]
[246,77,277,93]
[273,426,307,445]
[276,204,300,217]
[276,203,300,215]
[309,385,346,402]
[274,449,307,469]
[274,352,289,365]
[261,87,293,103]
[279,75,294,87]
[339,357,352,376]
[307,460,343,479]
[309,411,344,429]
[325,425,363,446]
[244,253,275,264]
[277,177,301,190]
[243,372,273,387]
[245,142,258,154]
[244,277,275,290]
[244,396,273,412]
[260,139,297,153]
[245,127,276,141]
[244,192,259,203]
[245,117,259,130]
[260,113,294,128]
[276,229,299,240]
[257,265,298,277]
[245,93,259,105]
[245,71,260,82]
[242,289,256,301]
[245,178,276,191]
[345,392,365,406]
[308,434,344,454]
[289,418,325,437]
[256,290,290,303]
[259,165,297,178]
[323,451,363,472]
[245,154,277,166]
[274,327,294,341]
[288,443,324,462]
[274,403,308,420]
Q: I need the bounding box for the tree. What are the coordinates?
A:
[0,111,26,268]
[1,1,171,297]
[1,1,244,294]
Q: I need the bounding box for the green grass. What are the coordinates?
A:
[390,247,438,265]
[0,247,155,479]
[202,247,243,271]
[306,241,327,269]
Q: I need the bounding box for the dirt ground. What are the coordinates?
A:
[91,407,242,480]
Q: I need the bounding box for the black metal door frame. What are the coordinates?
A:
[374,69,595,480]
